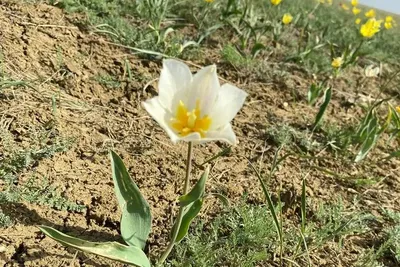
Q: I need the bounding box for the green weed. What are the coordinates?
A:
[169,198,373,266]
[95,74,121,89]
[0,123,85,227]
[357,210,400,267]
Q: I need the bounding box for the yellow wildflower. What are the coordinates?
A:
[384,16,395,29]
[271,0,282,5]
[352,7,361,15]
[282,13,293,25]
[396,106,400,113]
[360,18,381,38]
[341,4,350,11]
[351,0,358,7]
[355,18,361,25]
[386,16,393,23]
[331,57,343,68]
[385,22,393,29]
[365,9,376,18]
[327,0,332,5]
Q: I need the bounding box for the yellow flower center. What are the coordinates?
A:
[171,100,212,137]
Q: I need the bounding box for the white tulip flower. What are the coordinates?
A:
[143,59,247,145]
[364,65,380,78]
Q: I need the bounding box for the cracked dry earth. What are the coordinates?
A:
[0,1,399,266]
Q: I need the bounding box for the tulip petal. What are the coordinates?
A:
[205,124,237,145]
[181,132,202,142]
[158,59,192,112]
[188,65,220,115]
[209,84,247,130]
[142,97,180,143]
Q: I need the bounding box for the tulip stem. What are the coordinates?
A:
[157,142,193,266]
[183,142,193,194]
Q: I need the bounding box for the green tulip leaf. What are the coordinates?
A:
[355,117,380,162]
[175,199,203,242]
[39,226,150,267]
[313,87,332,131]
[179,166,210,207]
[110,151,151,249]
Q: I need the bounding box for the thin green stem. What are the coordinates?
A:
[183,142,193,194]
[157,142,193,266]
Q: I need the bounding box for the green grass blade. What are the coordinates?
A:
[301,178,306,234]
[200,147,231,166]
[248,161,283,243]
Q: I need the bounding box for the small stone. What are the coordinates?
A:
[65,61,82,75]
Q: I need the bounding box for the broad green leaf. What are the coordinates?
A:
[313,87,332,131]
[357,113,375,143]
[39,226,150,267]
[307,83,321,105]
[355,118,380,162]
[179,166,210,207]
[355,109,374,140]
[175,199,203,242]
[110,151,151,249]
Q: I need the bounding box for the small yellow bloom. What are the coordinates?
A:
[351,0,358,7]
[385,22,393,29]
[386,16,393,23]
[384,16,395,29]
[365,9,376,18]
[331,57,343,68]
[271,0,282,5]
[355,18,361,24]
[341,4,350,11]
[282,13,293,25]
[396,106,400,113]
[360,18,381,38]
[327,0,332,5]
[352,7,361,15]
